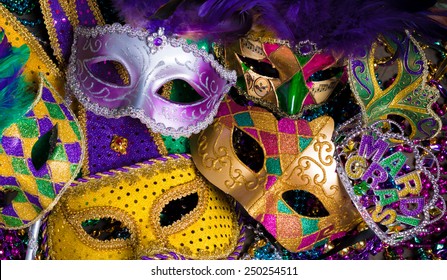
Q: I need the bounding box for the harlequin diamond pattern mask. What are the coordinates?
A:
[46,155,242,260]
[0,76,84,229]
[190,96,361,252]
[225,35,343,117]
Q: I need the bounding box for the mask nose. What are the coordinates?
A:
[276,72,309,115]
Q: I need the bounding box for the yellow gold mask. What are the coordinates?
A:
[46,155,243,260]
[190,96,362,252]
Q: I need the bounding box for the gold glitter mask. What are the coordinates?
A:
[225,33,343,117]
[190,96,361,252]
[46,155,242,260]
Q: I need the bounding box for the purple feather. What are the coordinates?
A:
[111,0,268,40]
[111,0,446,55]
[111,0,170,26]
[197,0,292,40]
[274,0,447,56]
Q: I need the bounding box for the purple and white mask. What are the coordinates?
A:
[67,24,236,138]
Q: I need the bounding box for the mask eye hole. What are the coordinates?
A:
[81,218,131,241]
[308,67,343,82]
[232,126,264,173]
[31,125,58,170]
[160,192,199,227]
[0,189,18,208]
[238,55,280,79]
[157,80,204,104]
[373,41,398,90]
[85,60,130,86]
[282,190,329,218]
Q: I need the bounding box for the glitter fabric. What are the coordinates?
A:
[39,0,73,66]
[79,109,164,175]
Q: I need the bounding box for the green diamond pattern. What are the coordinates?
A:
[17,118,39,138]
[69,121,82,140]
[50,145,68,161]
[11,157,31,175]
[2,215,24,227]
[36,179,56,199]
[299,137,313,152]
[301,217,319,235]
[234,112,254,127]
[45,102,66,120]
[266,157,282,175]
[277,200,293,214]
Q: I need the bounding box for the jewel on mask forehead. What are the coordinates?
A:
[336,119,445,246]
[295,40,320,56]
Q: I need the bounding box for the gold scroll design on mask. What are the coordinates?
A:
[194,121,268,210]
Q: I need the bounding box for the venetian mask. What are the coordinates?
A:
[224,30,343,117]
[348,31,441,140]
[190,96,361,252]
[0,76,84,229]
[46,155,243,260]
[67,23,236,138]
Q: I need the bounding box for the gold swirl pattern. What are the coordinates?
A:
[190,97,362,252]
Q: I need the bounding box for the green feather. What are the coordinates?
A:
[0,29,34,134]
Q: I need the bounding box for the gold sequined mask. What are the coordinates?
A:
[46,155,242,260]
[190,96,361,252]
[225,31,343,117]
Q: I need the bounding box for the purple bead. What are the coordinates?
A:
[299,44,313,55]
[154,37,163,46]
[4,234,14,243]
[11,248,20,257]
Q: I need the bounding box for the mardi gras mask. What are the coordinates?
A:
[0,76,84,229]
[224,33,343,117]
[67,23,236,138]
[190,96,361,252]
[348,31,441,140]
[46,154,243,260]
[335,118,445,245]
